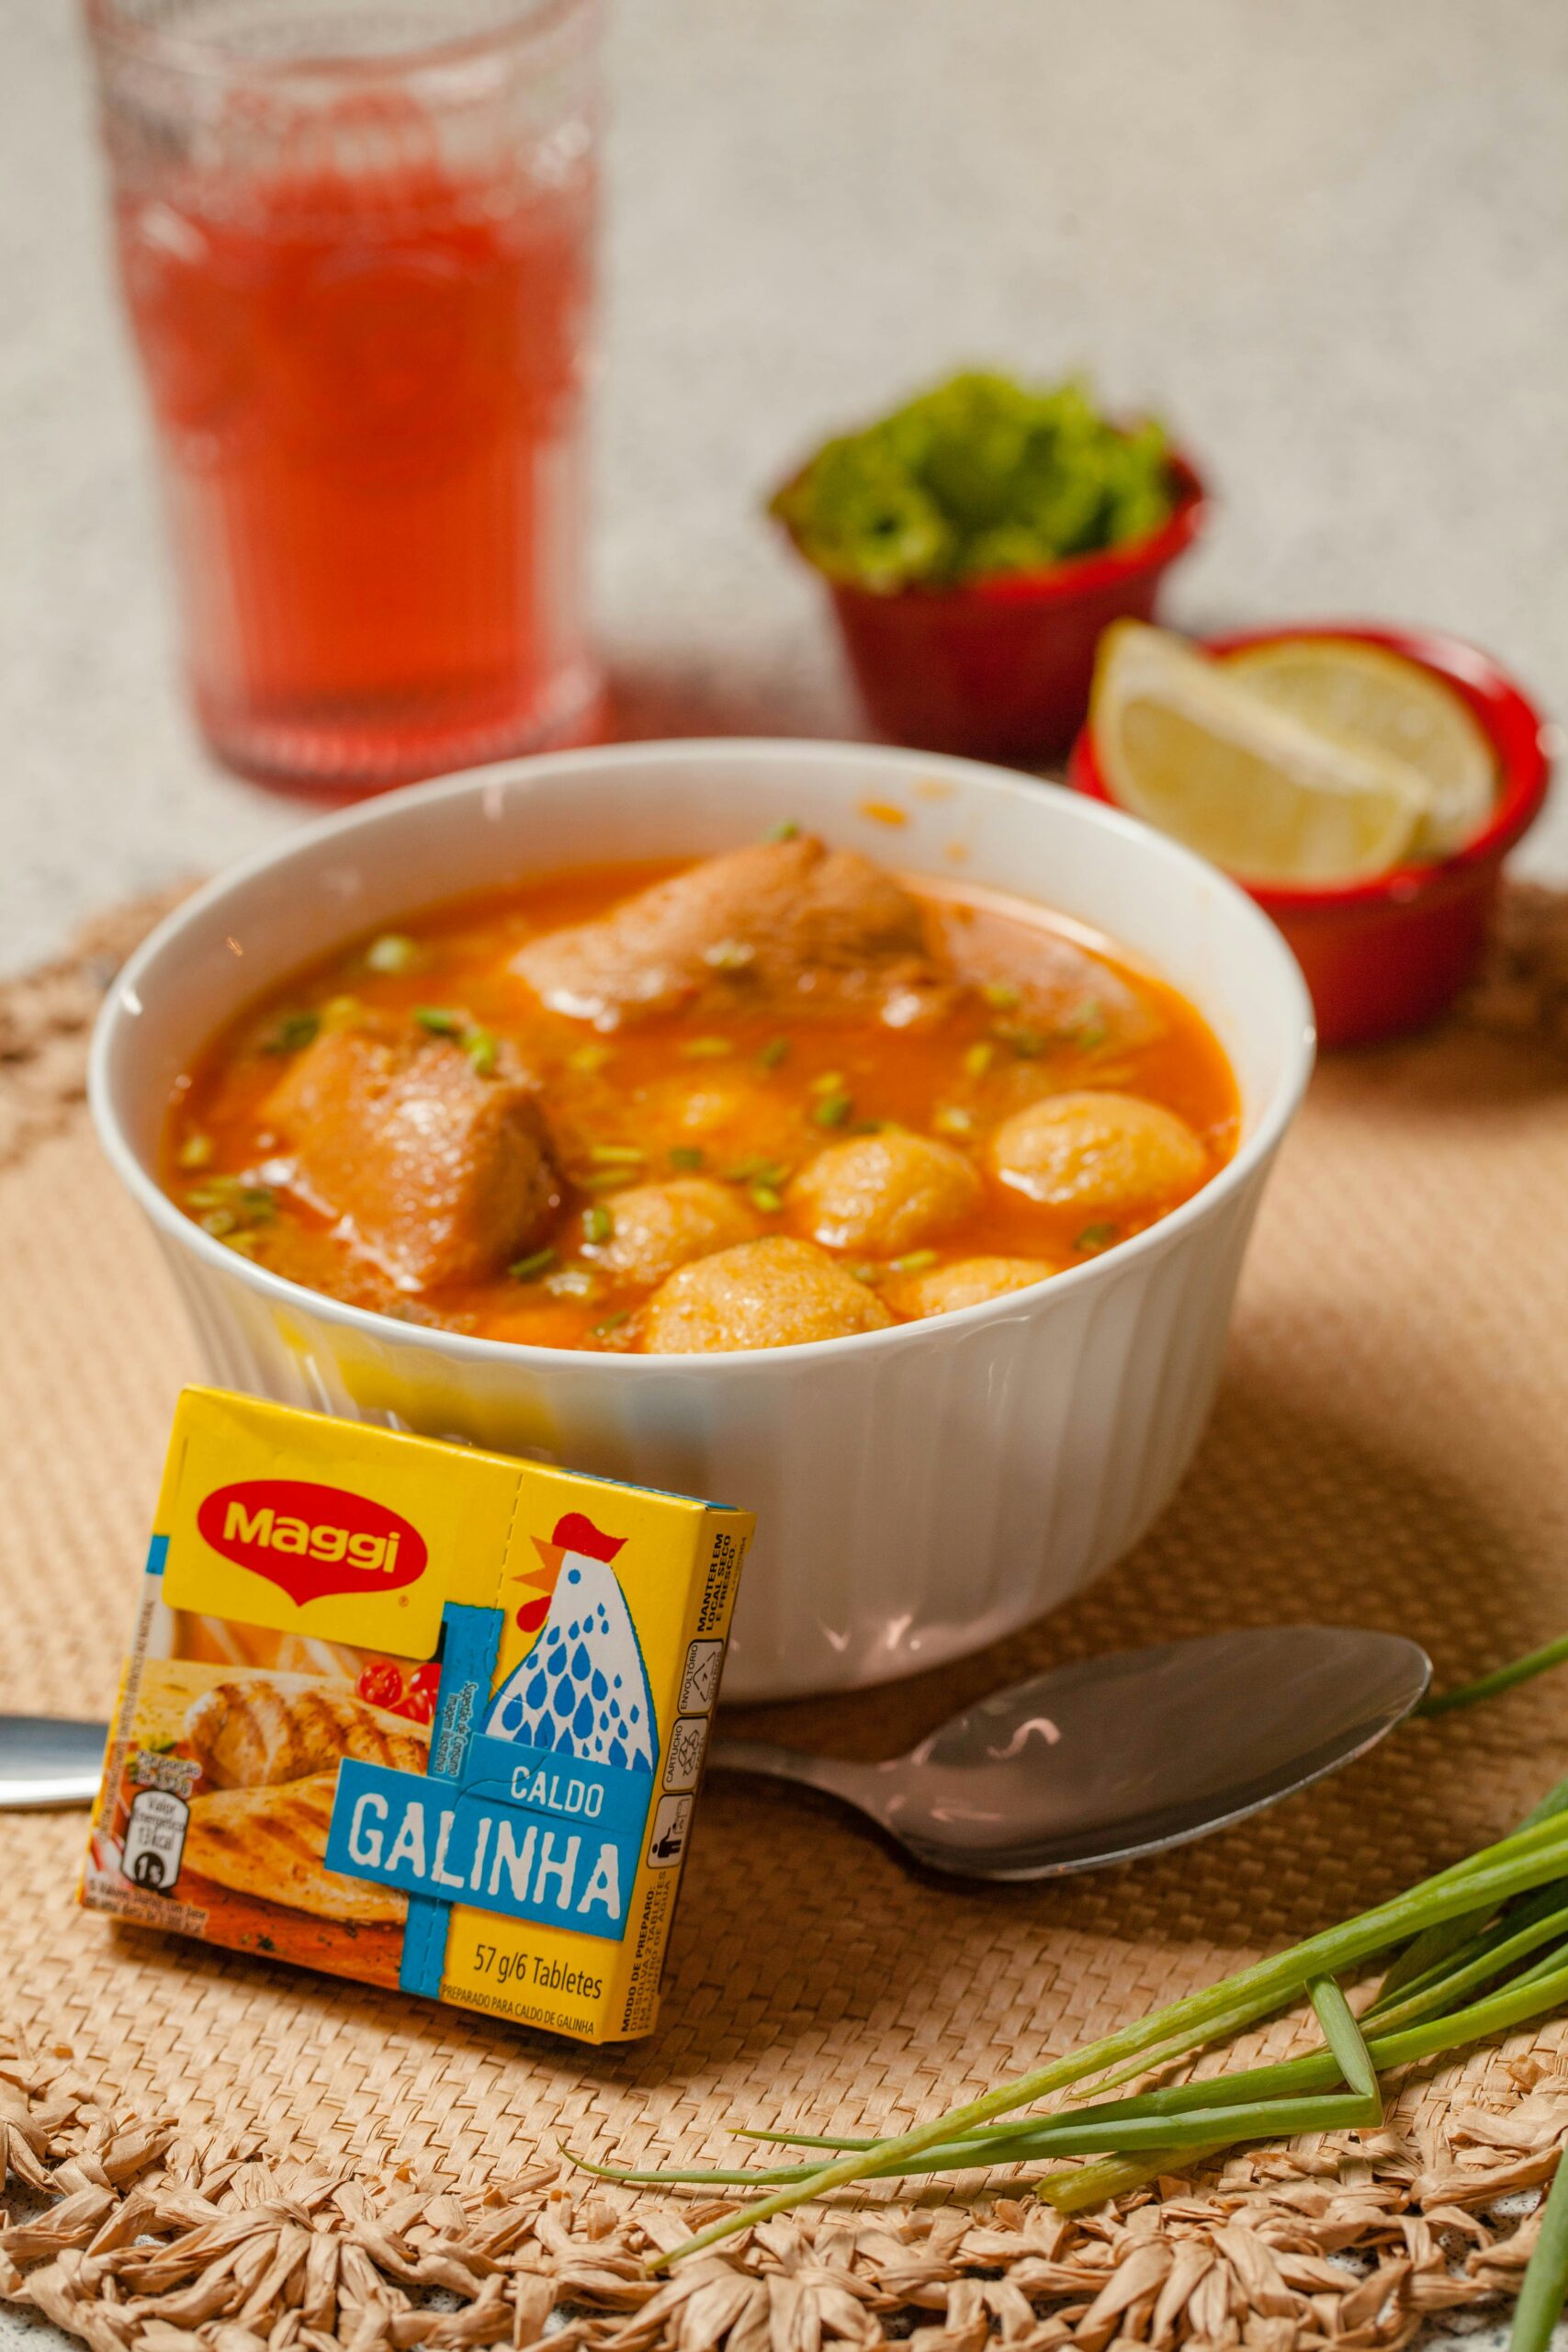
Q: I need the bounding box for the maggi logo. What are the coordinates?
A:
[196,1479,427,1606]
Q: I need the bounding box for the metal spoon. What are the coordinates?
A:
[0,1627,1428,1881]
[709,1626,1430,1879]
[0,1715,111,1809]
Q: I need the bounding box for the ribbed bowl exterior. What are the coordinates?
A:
[92,739,1313,1702]
[152,1169,1263,1698]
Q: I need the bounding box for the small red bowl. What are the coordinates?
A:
[1068,622,1553,1048]
[784,452,1208,762]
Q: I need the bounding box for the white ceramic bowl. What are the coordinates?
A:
[91,741,1314,1702]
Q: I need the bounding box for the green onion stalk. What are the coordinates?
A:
[570,1792,1568,2339]
[1513,2145,1568,2352]
[572,1641,1568,2346]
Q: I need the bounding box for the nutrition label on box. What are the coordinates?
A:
[120,1789,189,1892]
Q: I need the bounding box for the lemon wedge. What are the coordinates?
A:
[1224,635,1497,858]
[1089,622,1433,888]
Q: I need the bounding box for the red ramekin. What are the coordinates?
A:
[783,453,1208,763]
[1068,622,1553,1048]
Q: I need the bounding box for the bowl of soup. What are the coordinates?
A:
[91,741,1314,1701]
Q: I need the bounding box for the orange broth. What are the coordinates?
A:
[164,860,1240,1351]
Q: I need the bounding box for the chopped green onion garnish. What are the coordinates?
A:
[588,1143,645,1165]
[702,939,755,971]
[592,1310,632,1338]
[932,1106,973,1137]
[580,1168,637,1191]
[750,1184,784,1215]
[1075,999,1107,1049]
[188,1176,273,1231]
[366,933,422,974]
[680,1036,734,1058]
[992,1022,1045,1057]
[583,1205,614,1245]
[849,1262,884,1284]
[321,993,366,1032]
[668,1146,705,1170]
[463,1027,498,1076]
[964,1041,995,1079]
[261,1012,321,1056]
[980,979,1021,1011]
[757,1038,790,1069]
[568,1041,614,1074]
[176,1133,213,1170]
[413,1007,464,1037]
[1075,1222,1119,1250]
[508,1249,558,1282]
[809,1070,846,1095]
[889,1250,939,1275]
[724,1158,787,1185]
[812,1092,852,1129]
[766,820,801,842]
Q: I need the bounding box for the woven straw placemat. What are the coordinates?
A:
[1,890,1566,2352]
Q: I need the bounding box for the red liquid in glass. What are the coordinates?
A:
[118,160,596,788]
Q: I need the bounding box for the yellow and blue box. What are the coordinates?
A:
[81,1387,751,2042]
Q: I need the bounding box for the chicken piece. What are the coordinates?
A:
[186,1674,429,1790]
[789,1132,982,1255]
[927,900,1162,1053]
[990,1091,1207,1213]
[584,1178,760,1288]
[264,1023,558,1290]
[883,1255,1057,1319]
[642,1237,894,1353]
[182,1772,406,1925]
[513,836,949,1029]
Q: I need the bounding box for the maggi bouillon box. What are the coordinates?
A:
[82,1388,752,2041]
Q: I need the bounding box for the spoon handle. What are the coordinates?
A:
[0,1713,867,1817]
[707,1736,864,1806]
[0,1717,107,1809]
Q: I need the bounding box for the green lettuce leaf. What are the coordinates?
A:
[772,370,1175,593]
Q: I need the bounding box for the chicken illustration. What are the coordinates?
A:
[484,1515,656,1771]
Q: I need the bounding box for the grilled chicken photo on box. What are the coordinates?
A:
[185,1673,429,1790]
[182,1773,408,1926]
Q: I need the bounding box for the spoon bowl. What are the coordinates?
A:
[710,1626,1431,1879]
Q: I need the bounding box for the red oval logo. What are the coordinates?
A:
[196,1481,427,1608]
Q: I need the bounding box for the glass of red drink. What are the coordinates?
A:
[85,0,601,792]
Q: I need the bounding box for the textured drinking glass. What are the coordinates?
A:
[85,0,601,792]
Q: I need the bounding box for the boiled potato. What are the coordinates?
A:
[789,1132,981,1255]
[989,1091,1205,1212]
[883,1255,1057,1319]
[583,1177,758,1288]
[642,1237,893,1353]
